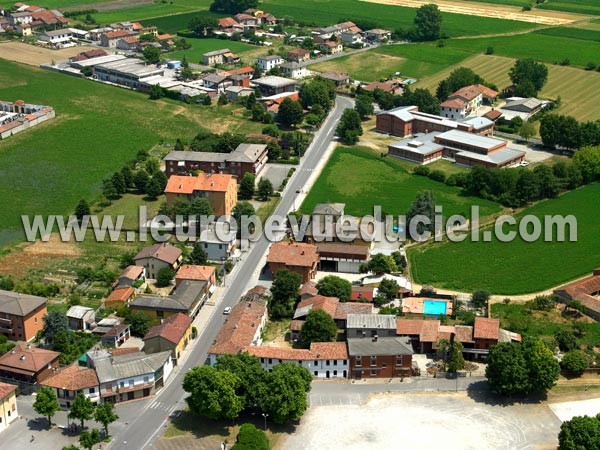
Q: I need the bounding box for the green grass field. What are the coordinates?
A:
[0,0,112,8]
[409,183,600,295]
[538,0,600,16]
[261,0,536,37]
[88,0,211,25]
[414,53,600,122]
[461,0,530,6]
[140,9,217,33]
[0,60,261,247]
[310,43,472,82]
[167,38,257,64]
[533,27,600,42]
[443,33,600,68]
[301,146,502,218]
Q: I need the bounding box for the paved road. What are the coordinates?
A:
[107,96,354,450]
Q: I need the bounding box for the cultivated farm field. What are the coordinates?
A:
[538,0,600,16]
[408,183,600,295]
[166,38,257,64]
[300,146,502,219]
[0,60,262,247]
[86,0,211,24]
[414,53,600,122]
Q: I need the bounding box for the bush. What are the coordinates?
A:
[556,330,578,352]
[561,350,589,374]
[413,166,430,176]
[585,62,597,71]
[428,170,446,183]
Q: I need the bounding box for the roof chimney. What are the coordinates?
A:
[20,355,25,360]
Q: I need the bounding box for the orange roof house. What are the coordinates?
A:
[266,241,319,283]
[473,317,500,341]
[164,173,238,217]
[143,313,193,363]
[41,365,99,406]
[0,344,60,389]
[175,264,216,289]
[104,286,135,309]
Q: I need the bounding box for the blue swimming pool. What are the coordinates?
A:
[423,300,447,315]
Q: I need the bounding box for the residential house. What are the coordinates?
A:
[256,54,284,72]
[101,324,131,348]
[207,289,268,365]
[202,73,232,93]
[100,30,134,48]
[14,22,32,36]
[279,62,307,79]
[363,80,402,96]
[299,281,318,300]
[346,314,397,339]
[234,13,258,28]
[0,382,17,433]
[66,305,95,331]
[133,243,182,279]
[351,286,377,302]
[0,344,60,392]
[165,143,268,178]
[31,9,68,28]
[266,241,319,283]
[0,290,47,342]
[396,318,440,353]
[341,29,363,46]
[156,33,174,49]
[259,91,300,114]
[116,265,145,288]
[143,313,193,364]
[104,286,135,310]
[364,28,391,42]
[8,11,33,25]
[116,35,140,51]
[484,109,503,122]
[202,49,240,66]
[286,48,310,63]
[319,40,343,55]
[319,72,350,86]
[444,84,498,116]
[90,350,173,404]
[316,242,370,274]
[218,17,242,34]
[129,280,207,320]
[440,98,468,120]
[225,86,255,102]
[175,265,216,292]
[332,302,373,329]
[246,342,349,379]
[222,66,254,86]
[348,336,414,379]
[252,76,297,96]
[40,365,100,408]
[164,173,238,217]
[38,28,73,46]
[554,268,600,321]
[197,224,237,262]
[89,27,113,41]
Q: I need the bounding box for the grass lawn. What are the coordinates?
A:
[301,146,502,218]
[0,0,113,8]
[261,0,536,37]
[538,0,600,16]
[166,38,258,65]
[88,0,211,25]
[0,60,261,247]
[443,33,600,69]
[414,53,600,122]
[96,193,163,230]
[140,9,217,33]
[409,183,600,295]
[533,27,600,42]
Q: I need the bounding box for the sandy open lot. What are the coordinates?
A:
[0,42,97,66]
[283,392,561,450]
[360,0,586,25]
[550,397,600,422]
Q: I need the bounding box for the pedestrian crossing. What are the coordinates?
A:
[147,399,178,414]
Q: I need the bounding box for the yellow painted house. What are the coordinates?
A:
[0,382,17,434]
[142,313,193,365]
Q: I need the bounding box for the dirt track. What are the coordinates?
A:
[360,0,587,25]
[0,42,97,65]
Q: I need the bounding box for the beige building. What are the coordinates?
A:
[0,382,17,434]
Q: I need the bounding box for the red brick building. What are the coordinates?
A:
[347,337,414,379]
[0,290,47,342]
[0,344,60,392]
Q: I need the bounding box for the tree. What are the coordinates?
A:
[218,93,228,105]
[75,199,90,222]
[276,98,304,128]
[439,67,485,95]
[259,363,312,424]
[239,173,256,200]
[539,114,562,148]
[190,242,208,265]
[518,120,536,142]
[232,423,269,450]
[558,414,600,450]
[102,178,118,203]
[232,201,256,238]
[215,353,266,408]
[354,94,374,120]
[121,165,134,189]
[362,253,396,275]
[154,170,168,190]
[337,108,362,144]
[94,402,119,437]
[533,165,559,199]
[143,45,161,64]
[33,386,59,429]
[378,278,400,300]
[413,4,443,41]
[514,169,540,205]
[189,15,217,37]
[156,267,175,287]
[145,177,163,199]
[471,290,491,309]
[509,58,549,94]
[183,366,243,420]
[301,309,338,344]
[405,190,435,237]
[69,392,95,429]
[270,269,301,319]
[251,103,266,122]
[149,83,164,100]
[561,350,588,374]
[189,197,213,218]
[257,178,273,200]
[112,171,127,195]
[125,311,150,337]
[134,169,150,193]
[42,310,69,345]
[573,146,600,182]
[316,276,352,301]
[79,429,101,450]
[299,77,335,111]
[556,330,578,352]
[513,80,537,98]
[437,339,465,372]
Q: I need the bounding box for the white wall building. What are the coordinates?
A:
[256,54,284,71]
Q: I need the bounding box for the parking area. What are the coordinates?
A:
[286,392,561,450]
[261,164,292,191]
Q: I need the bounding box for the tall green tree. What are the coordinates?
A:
[239,173,256,200]
[75,199,91,222]
[558,414,600,450]
[145,177,163,199]
[189,15,217,37]
[561,350,588,375]
[509,58,548,93]
[336,108,362,144]
[260,363,312,424]
[316,275,352,301]
[189,242,209,265]
[361,253,397,275]
[94,402,119,437]
[301,309,338,345]
[518,120,536,142]
[471,290,491,309]
[42,310,70,345]
[79,429,101,450]
[134,170,150,193]
[276,98,304,128]
[405,190,436,237]
[437,339,465,372]
[413,3,443,41]
[69,392,95,429]
[257,178,274,200]
[33,386,60,429]
[215,353,266,408]
[183,366,243,420]
[378,278,400,300]
[156,267,175,287]
[270,269,301,318]
[143,45,161,64]
[231,423,269,450]
[354,94,374,120]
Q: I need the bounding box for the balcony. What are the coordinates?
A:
[0,317,12,326]
[116,381,154,394]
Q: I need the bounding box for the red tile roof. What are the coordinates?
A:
[290,319,305,331]
[555,271,600,301]
[267,241,318,268]
[473,83,499,99]
[176,264,215,283]
[165,173,235,194]
[0,382,17,400]
[310,342,348,360]
[143,312,192,344]
[484,109,502,121]
[41,365,98,391]
[351,286,375,301]
[473,317,500,340]
[104,30,131,39]
[441,98,466,109]
[295,295,339,319]
[300,281,318,298]
[219,17,239,28]
[134,243,182,265]
[245,342,348,360]
[0,344,59,375]
[334,302,373,320]
[121,265,144,280]
[106,286,134,303]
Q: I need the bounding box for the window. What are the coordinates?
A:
[355,356,362,367]
[370,356,377,367]
[268,358,272,364]
[333,370,337,376]
[326,360,330,366]
[143,376,149,383]
[396,355,403,366]
[370,370,377,377]
[89,388,95,394]
[129,379,134,386]
[260,358,265,363]
[333,360,337,366]
[120,381,125,388]
[314,371,318,376]
[371,330,377,337]
[7,410,10,417]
